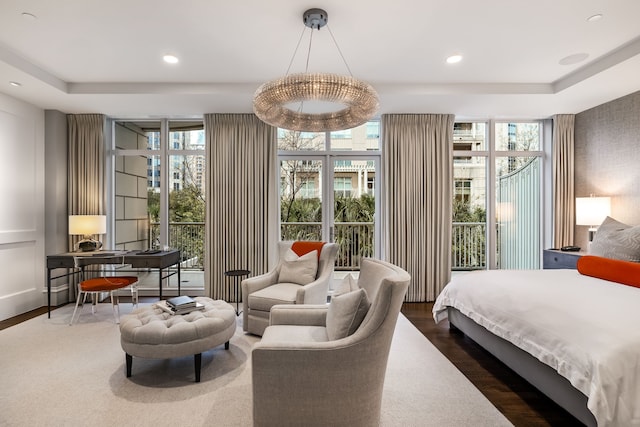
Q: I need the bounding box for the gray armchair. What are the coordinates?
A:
[241,241,338,336]
[251,258,411,427]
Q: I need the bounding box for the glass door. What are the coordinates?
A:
[277,122,381,272]
[452,121,544,271]
[279,157,325,241]
[332,157,378,271]
[113,119,206,293]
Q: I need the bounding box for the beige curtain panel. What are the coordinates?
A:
[204,114,278,301]
[382,114,454,302]
[67,113,106,300]
[552,114,575,248]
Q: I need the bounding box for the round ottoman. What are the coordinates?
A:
[119,297,236,382]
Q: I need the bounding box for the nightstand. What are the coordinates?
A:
[543,249,586,269]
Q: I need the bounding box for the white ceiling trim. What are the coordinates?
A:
[553,36,640,93]
[2,41,638,99]
[0,42,67,92]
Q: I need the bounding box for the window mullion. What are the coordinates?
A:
[159,119,169,249]
[487,120,497,269]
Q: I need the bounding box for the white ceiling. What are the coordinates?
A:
[1,0,640,120]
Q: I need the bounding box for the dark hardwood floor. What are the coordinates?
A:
[0,306,49,330]
[2,301,584,426]
[402,302,584,427]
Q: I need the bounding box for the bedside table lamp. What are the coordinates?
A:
[69,215,107,252]
[576,196,611,243]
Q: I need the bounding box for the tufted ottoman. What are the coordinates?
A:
[119,297,236,382]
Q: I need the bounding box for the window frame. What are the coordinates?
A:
[277,121,382,262]
[452,119,550,269]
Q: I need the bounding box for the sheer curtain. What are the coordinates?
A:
[203,114,278,300]
[67,113,106,300]
[552,114,575,248]
[382,114,454,301]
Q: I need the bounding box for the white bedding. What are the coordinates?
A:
[433,269,640,427]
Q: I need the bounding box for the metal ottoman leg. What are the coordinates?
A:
[194,353,202,382]
[126,353,132,377]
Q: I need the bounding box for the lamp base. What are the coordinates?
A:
[76,239,103,252]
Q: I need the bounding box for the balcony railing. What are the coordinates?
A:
[281,222,374,271]
[452,222,486,270]
[151,221,487,272]
[150,222,204,269]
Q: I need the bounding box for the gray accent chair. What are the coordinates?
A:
[241,241,338,336]
[251,258,410,427]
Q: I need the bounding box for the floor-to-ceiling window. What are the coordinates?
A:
[111,119,205,294]
[278,121,380,272]
[452,121,545,270]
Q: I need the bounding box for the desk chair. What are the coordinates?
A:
[69,276,139,325]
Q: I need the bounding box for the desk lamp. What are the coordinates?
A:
[69,215,107,252]
[576,196,611,243]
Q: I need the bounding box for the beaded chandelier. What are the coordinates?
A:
[253,9,379,132]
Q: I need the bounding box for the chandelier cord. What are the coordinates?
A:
[326,24,353,77]
[285,26,308,76]
[295,27,317,114]
[305,28,314,73]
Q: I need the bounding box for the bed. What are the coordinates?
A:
[433,266,640,427]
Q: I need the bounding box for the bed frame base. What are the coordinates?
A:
[447,307,596,427]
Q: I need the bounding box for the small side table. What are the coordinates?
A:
[224,269,250,316]
[543,249,586,269]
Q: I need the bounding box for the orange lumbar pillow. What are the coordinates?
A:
[577,255,640,288]
[291,241,326,259]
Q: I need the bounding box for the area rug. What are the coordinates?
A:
[0,303,511,426]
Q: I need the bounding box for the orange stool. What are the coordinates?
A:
[69,276,138,325]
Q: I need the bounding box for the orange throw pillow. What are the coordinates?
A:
[291,241,326,259]
[576,255,640,288]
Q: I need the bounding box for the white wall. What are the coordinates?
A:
[0,93,45,320]
[44,110,69,306]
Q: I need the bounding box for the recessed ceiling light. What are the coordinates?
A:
[163,54,179,64]
[587,14,603,22]
[559,53,589,66]
[9,81,22,87]
[446,55,463,64]
[21,12,37,20]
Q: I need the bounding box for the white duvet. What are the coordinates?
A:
[433,269,640,427]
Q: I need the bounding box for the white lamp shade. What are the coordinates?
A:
[68,215,107,235]
[575,197,611,226]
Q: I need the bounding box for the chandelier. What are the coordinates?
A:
[253,8,379,132]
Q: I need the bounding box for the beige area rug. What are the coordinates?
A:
[0,303,511,427]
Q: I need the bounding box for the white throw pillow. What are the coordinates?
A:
[590,217,640,262]
[333,273,358,296]
[326,288,370,340]
[278,249,318,285]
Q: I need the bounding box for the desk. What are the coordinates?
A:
[46,250,181,318]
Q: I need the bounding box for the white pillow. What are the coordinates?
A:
[590,217,640,262]
[333,273,358,296]
[278,249,318,285]
[326,288,370,340]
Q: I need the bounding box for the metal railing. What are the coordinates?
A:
[281,222,374,271]
[151,221,488,272]
[452,222,486,270]
[150,222,204,269]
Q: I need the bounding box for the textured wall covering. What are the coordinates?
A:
[574,91,640,250]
